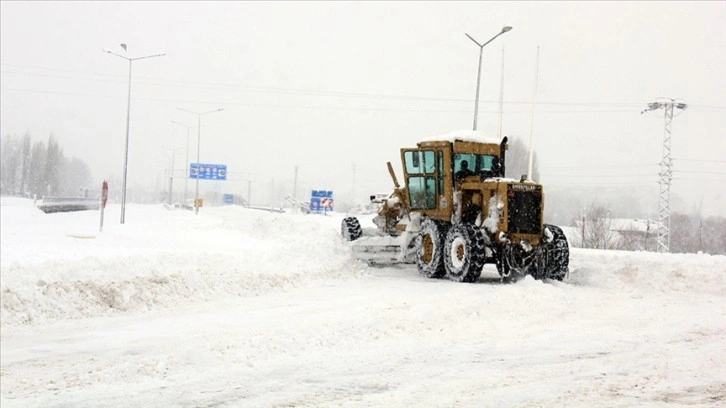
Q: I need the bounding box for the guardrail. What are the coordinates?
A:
[36,197,100,214]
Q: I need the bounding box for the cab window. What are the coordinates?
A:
[404,150,437,210]
[404,150,436,174]
[454,154,497,173]
[408,176,437,209]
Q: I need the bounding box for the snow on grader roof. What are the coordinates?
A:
[420,129,501,145]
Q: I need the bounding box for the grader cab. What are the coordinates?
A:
[341,131,569,283]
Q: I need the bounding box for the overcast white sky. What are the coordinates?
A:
[1,1,724,214]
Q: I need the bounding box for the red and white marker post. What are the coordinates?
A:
[100,180,108,232]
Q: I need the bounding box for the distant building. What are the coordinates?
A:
[568,218,661,251]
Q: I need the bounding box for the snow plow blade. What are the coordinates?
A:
[347,234,416,265]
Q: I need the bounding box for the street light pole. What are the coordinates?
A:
[164,146,184,204]
[169,148,176,205]
[466,26,512,131]
[170,120,198,206]
[177,108,224,214]
[103,45,166,224]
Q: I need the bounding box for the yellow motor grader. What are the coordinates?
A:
[341,131,569,283]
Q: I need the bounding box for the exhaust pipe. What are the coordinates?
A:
[499,136,508,178]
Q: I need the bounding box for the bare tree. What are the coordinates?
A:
[20,133,32,195]
[670,213,697,254]
[573,203,616,249]
[44,135,64,196]
[2,132,97,199]
[702,216,726,255]
[0,134,21,194]
[27,139,47,197]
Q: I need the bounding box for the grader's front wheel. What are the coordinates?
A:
[444,224,485,283]
[416,219,449,278]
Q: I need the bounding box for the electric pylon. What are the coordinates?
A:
[641,98,687,253]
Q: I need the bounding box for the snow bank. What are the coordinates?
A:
[1,199,365,326]
[569,248,726,296]
[2,197,724,328]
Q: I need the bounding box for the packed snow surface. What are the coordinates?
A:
[1,197,725,407]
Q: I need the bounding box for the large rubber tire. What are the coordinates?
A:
[341,217,363,241]
[416,218,449,278]
[444,224,485,283]
[543,224,569,281]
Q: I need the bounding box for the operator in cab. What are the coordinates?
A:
[455,160,475,180]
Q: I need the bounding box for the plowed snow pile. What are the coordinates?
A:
[1,198,365,326]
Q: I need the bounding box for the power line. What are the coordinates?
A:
[4,64,725,111]
[544,181,657,186]
[541,163,659,170]
[673,158,726,164]
[672,177,726,182]
[543,173,658,178]
[0,87,651,115]
[674,170,726,175]
[544,170,726,179]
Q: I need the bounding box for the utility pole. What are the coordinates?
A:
[293,165,298,200]
[641,98,687,253]
[527,46,539,182]
[171,121,199,206]
[497,45,505,139]
[352,162,356,207]
[169,149,175,204]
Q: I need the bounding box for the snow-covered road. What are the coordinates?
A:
[1,199,724,407]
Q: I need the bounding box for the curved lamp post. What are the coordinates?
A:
[466,26,512,131]
[103,45,166,224]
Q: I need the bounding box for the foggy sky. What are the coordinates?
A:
[1,1,724,215]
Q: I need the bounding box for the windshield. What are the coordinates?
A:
[454,153,497,174]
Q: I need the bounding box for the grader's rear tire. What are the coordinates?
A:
[341,217,363,241]
[416,219,449,278]
[444,224,485,283]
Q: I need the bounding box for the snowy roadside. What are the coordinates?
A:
[1,198,366,327]
[1,198,725,407]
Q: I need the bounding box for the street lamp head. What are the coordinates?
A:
[102,48,111,53]
[502,26,513,33]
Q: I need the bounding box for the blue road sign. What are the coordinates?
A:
[309,190,334,213]
[190,163,227,180]
[223,194,234,204]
